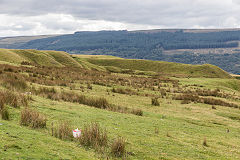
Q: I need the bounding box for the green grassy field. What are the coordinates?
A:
[0,50,240,159]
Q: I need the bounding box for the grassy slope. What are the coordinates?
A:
[0,49,81,67]
[45,50,82,68]
[0,52,240,159]
[1,78,240,159]
[0,49,26,64]
[72,54,122,71]
[85,58,232,78]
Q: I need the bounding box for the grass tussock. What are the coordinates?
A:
[0,104,9,120]
[203,138,208,147]
[79,123,108,149]
[20,107,47,128]
[111,137,126,157]
[51,121,73,141]
[151,98,160,106]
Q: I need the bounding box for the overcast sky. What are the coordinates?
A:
[0,0,240,37]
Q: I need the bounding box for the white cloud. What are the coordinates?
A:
[0,14,159,36]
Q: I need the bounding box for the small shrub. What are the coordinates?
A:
[4,67,14,72]
[151,98,160,106]
[111,137,126,157]
[79,123,108,149]
[20,107,47,128]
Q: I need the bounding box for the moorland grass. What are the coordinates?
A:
[0,50,240,159]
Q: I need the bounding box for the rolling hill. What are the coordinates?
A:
[0,48,82,68]
[81,57,232,78]
[0,48,232,78]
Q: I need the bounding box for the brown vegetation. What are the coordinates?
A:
[111,137,126,157]
[112,87,138,96]
[20,107,47,128]
[0,90,29,108]
[31,86,143,116]
[173,94,239,108]
[203,137,208,147]
[152,98,160,106]
[79,123,108,149]
[0,104,9,120]
[51,121,73,141]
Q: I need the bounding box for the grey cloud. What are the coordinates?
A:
[233,0,240,4]
[0,0,239,36]
[0,0,238,28]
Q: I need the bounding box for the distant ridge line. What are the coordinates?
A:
[131,28,240,33]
